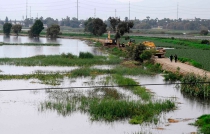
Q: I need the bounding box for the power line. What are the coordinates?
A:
[0,81,210,92]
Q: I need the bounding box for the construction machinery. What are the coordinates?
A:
[104,31,117,46]
[142,41,166,58]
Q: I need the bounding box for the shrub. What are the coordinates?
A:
[201,40,209,44]
[79,52,94,59]
[200,30,208,35]
[140,50,152,61]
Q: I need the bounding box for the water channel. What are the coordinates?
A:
[0,35,210,134]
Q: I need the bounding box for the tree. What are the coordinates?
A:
[46,24,60,39]
[12,24,22,36]
[109,17,120,32]
[115,21,134,45]
[200,29,208,35]
[3,23,12,35]
[28,19,44,38]
[84,17,107,36]
[5,17,8,23]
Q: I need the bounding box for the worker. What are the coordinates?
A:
[174,54,178,63]
[169,54,173,62]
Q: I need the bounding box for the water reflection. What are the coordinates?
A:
[0,35,102,58]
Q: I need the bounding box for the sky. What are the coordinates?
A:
[0,0,209,21]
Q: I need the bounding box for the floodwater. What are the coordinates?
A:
[1,74,210,134]
[0,36,210,134]
[0,35,102,58]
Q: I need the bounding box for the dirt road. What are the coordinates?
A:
[155,58,210,78]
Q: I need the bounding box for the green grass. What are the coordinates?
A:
[120,36,210,71]
[194,114,210,134]
[0,54,122,66]
[40,74,175,124]
[165,49,210,71]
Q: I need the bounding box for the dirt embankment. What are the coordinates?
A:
[155,58,210,78]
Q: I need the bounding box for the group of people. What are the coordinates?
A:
[169,54,178,63]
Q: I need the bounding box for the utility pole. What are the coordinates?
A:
[129,1,130,20]
[77,0,78,20]
[26,0,28,19]
[177,3,179,20]
[94,8,96,18]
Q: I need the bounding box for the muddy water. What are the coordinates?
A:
[0,35,102,58]
[0,74,210,134]
[131,75,210,134]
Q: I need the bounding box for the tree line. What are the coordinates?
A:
[3,20,60,38]
[2,16,210,31]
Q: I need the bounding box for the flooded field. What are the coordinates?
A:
[0,35,210,134]
[0,35,102,58]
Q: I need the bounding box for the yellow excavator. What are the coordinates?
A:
[104,31,117,46]
[142,41,166,58]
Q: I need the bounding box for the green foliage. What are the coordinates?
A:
[0,54,122,66]
[115,21,134,40]
[128,43,146,61]
[108,17,120,32]
[79,52,94,59]
[140,50,152,61]
[181,73,210,99]
[3,23,12,35]
[200,30,208,35]
[61,53,77,59]
[28,19,44,37]
[46,24,60,38]
[84,17,107,36]
[94,41,102,47]
[194,114,210,134]
[178,57,202,69]
[145,63,162,73]
[11,24,22,36]
[201,40,209,44]
[163,71,182,81]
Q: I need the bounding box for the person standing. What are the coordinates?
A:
[174,54,178,63]
[169,54,173,62]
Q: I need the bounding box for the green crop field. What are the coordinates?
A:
[123,36,210,71]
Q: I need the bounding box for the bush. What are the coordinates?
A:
[201,40,209,44]
[79,52,94,59]
[140,50,152,61]
[61,53,76,59]
[200,30,208,35]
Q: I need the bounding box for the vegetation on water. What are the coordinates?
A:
[0,53,122,66]
[40,74,175,124]
[193,114,210,134]
[181,73,210,100]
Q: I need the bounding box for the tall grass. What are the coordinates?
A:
[181,73,210,99]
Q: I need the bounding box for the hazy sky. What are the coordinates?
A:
[0,0,209,21]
